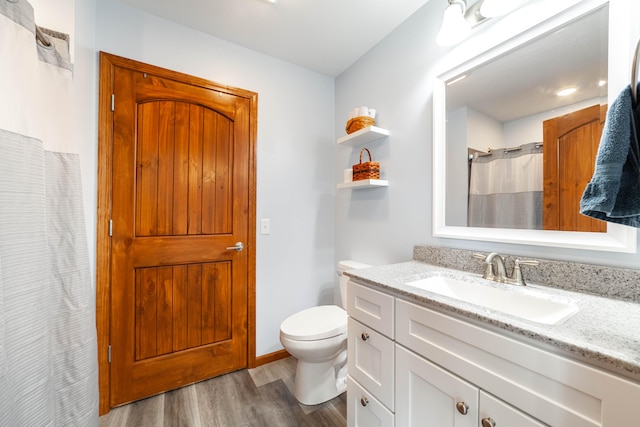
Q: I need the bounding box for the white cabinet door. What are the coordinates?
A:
[347,376,394,427]
[348,317,395,411]
[479,391,547,427]
[396,345,478,427]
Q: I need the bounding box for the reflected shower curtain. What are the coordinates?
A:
[468,142,543,229]
[0,1,98,426]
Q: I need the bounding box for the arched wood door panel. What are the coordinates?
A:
[543,104,607,232]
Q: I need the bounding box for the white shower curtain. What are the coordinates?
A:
[0,1,98,425]
[468,142,543,229]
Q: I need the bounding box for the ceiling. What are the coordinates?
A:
[112,0,433,77]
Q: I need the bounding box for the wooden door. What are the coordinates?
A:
[99,53,256,408]
[543,104,607,232]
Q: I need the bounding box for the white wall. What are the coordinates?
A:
[335,0,640,270]
[468,108,504,150]
[94,0,336,356]
[445,106,504,227]
[445,108,468,227]
[334,0,437,268]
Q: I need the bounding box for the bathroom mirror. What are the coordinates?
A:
[433,0,637,252]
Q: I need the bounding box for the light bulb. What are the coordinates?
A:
[436,1,471,46]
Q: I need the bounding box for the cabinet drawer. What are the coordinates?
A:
[347,281,394,339]
[347,376,394,427]
[396,298,640,427]
[396,345,478,427]
[348,317,394,411]
[480,391,546,427]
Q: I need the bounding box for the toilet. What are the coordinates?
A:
[279,260,371,405]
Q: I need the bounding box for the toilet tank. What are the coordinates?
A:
[337,260,371,309]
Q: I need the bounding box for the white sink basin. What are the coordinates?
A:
[405,274,579,325]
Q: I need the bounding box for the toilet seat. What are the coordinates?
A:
[280,305,347,341]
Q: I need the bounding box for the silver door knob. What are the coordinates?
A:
[455,401,469,415]
[360,396,369,407]
[481,418,496,427]
[226,242,244,252]
[361,332,369,341]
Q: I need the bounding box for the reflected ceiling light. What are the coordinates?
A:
[557,87,578,97]
[480,0,523,18]
[598,80,607,87]
[436,0,471,46]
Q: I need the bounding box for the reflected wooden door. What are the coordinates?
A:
[109,59,253,406]
[543,104,607,232]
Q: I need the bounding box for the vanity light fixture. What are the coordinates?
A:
[479,0,523,18]
[436,0,523,46]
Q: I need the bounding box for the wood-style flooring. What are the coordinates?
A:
[98,357,347,427]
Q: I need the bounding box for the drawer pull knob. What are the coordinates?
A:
[360,396,369,407]
[361,332,369,341]
[455,401,469,415]
[481,418,496,427]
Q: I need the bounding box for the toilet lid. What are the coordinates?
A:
[280,305,347,341]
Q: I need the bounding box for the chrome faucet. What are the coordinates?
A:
[482,252,507,282]
[473,253,539,286]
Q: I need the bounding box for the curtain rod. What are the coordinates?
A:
[473,142,543,158]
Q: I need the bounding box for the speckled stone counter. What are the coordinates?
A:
[345,258,640,383]
[412,245,640,303]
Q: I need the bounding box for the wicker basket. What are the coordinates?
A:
[352,148,380,181]
[345,116,375,134]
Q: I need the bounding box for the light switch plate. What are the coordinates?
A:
[260,219,271,235]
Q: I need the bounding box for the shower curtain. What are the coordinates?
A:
[0,1,98,425]
[468,142,543,229]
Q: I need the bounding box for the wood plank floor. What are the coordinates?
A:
[99,357,347,427]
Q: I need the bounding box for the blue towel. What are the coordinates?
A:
[580,85,640,227]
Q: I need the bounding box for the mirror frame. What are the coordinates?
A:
[432,0,637,253]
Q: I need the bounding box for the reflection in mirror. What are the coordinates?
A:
[444,5,608,232]
[433,0,636,252]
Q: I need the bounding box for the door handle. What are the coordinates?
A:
[226,242,244,252]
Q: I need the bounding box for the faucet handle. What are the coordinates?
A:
[511,259,539,286]
[515,259,539,267]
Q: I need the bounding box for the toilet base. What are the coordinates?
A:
[292,349,347,405]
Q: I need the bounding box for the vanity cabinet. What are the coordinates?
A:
[396,345,545,426]
[395,298,640,427]
[346,278,640,427]
[346,281,395,427]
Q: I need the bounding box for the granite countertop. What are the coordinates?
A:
[345,260,640,383]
